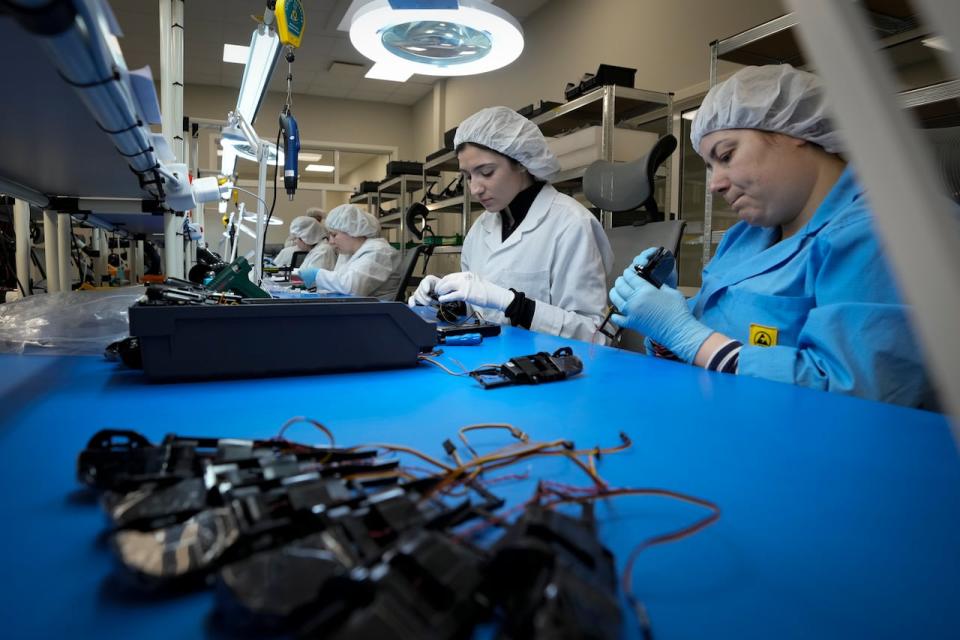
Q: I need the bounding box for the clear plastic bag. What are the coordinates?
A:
[0,287,145,356]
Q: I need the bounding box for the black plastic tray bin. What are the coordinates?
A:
[386,160,424,177]
[128,299,438,382]
[357,180,380,194]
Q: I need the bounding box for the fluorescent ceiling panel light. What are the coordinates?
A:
[365,61,414,81]
[299,152,323,162]
[350,0,523,77]
[921,36,951,52]
[235,27,282,124]
[223,43,249,64]
[305,164,336,173]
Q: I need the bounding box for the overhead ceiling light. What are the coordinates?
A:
[305,164,336,173]
[236,26,282,124]
[348,0,523,79]
[299,152,323,162]
[366,61,414,81]
[223,43,249,64]
[921,36,951,52]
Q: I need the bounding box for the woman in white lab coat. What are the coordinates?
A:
[409,106,613,342]
[273,215,336,271]
[298,204,401,300]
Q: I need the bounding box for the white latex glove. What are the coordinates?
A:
[435,272,515,311]
[408,274,441,307]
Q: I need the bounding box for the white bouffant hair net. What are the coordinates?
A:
[691,64,844,155]
[289,216,324,245]
[454,106,561,180]
[325,204,380,238]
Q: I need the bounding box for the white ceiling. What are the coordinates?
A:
[110,0,549,107]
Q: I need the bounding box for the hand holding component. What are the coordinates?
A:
[633,246,677,289]
[298,267,319,287]
[608,266,713,363]
[435,272,515,311]
[408,274,442,307]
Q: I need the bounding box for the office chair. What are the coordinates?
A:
[582,134,682,353]
[392,244,435,302]
[290,251,308,269]
[583,134,677,220]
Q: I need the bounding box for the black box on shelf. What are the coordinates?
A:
[523,100,562,118]
[386,160,423,177]
[564,64,637,101]
[355,180,380,194]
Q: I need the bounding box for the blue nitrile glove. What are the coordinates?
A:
[609,266,713,363]
[633,247,677,288]
[299,267,319,287]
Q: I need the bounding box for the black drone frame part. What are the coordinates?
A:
[482,503,623,640]
[598,246,675,342]
[211,484,502,637]
[469,346,584,389]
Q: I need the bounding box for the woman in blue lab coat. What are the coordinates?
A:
[610,64,935,407]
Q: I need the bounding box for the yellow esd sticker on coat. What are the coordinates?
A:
[749,324,778,347]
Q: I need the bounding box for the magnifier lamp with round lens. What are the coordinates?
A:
[349,0,523,78]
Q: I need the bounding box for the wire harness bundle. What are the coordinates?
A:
[76,418,719,639]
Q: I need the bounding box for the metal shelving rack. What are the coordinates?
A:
[419,150,485,256]
[377,174,438,258]
[349,192,379,215]
[701,2,960,267]
[531,84,674,230]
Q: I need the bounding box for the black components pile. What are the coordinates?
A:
[77,429,624,639]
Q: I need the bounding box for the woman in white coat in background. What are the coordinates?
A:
[298,204,401,300]
[273,215,336,271]
[409,106,613,342]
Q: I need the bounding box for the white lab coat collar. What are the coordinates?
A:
[480,183,559,256]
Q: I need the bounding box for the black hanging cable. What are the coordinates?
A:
[260,126,283,267]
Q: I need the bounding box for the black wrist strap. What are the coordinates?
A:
[504,289,536,329]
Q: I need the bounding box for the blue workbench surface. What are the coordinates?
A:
[0,325,957,639]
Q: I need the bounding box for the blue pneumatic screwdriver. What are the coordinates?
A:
[439,333,483,346]
[279,107,300,200]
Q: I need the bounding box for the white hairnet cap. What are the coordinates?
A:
[691,64,844,155]
[454,106,561,180]
[289,216,324,245]
[326,204,380,238]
